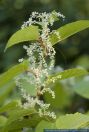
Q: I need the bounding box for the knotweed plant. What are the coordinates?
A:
[16,11,65,119]
[1,10,89,131]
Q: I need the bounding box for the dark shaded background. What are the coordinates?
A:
[0,0,89,112]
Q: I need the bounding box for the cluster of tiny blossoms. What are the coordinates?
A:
[16,11,64,119]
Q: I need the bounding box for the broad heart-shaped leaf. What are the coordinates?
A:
[0,60,28,88]
[5,25,39,50]
[46,68,88,85]
[50,20,89,45]
[56,113,89,129]
[73,79,89,99]
[36,120,56,132]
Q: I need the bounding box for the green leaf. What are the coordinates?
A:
[46,68,88,84]
[0,60,28,88]
[56,113,89,129]
[0,116,7,127]
[19,77,37,96]
[4,114,40,131]
[6,107,36,124]
[44,82,71,109]
[3,107,54,131]
[73,79,89,99]
[0,100,21,113]
[36,120,56,132]
[50,20,89,45]
[0,81,15,103]
[3,108,39,131]
[5,25,39,50]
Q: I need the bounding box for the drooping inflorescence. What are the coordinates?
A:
[16,11,65,119]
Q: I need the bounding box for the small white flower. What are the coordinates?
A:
[57,75,62,79]
[54,31,61,40]
[18,58,24,63]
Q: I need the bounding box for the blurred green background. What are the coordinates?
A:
[0,0,89,113]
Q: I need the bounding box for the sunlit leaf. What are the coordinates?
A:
[0,60,28,88]
[50,20,89,45]
[0,100,21,114]
[36,120,56,132]
[46,68,88,85]
[56,113,89,129]
[0,116,7,127]
[5,25,39,50]
[44,82,71,109]
[3,108,38,131]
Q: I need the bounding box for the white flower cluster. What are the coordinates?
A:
[46,74,62,85]
[41,87,55,99]
[54,31,61,40]
[18,58,24,63]
[21,11,65,29]
[16,11,64,120]
[38,108,56,119]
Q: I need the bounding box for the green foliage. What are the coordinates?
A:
[36,113,89,131]
[5,20,89,51]
[5,26,39,50]
[50,20,89,45]
[44,82,71,109]
[3,108,37,131]
[46,68,88,85]
[0,81,15,104]
[0,116,7,128]
[73,79,89,99]
[0,100,21,113]
[0,60,28,88]
[36,120,56,132]
[19,78,37,96]
[56,113,89,129]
